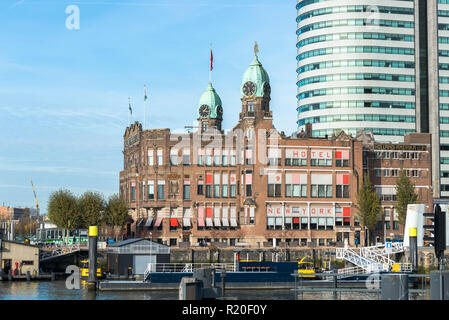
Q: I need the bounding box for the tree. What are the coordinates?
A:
[47,189,83,243]
[395,169,418,226]
[15,212,38,239]
[355,173,382,246]
[78,191,106,227]
[105,194,129,241]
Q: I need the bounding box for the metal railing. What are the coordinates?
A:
[39,243,80,261]
[143,262,236,282]
[144,263,235,275]
[291,272,432,300]
[336,243,409,274]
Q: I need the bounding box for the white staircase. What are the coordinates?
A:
[335,243,411,277]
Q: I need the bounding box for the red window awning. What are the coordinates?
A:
[154,218,163,227]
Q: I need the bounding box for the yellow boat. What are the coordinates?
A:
[80,260,103,279]
[297,257,316,278]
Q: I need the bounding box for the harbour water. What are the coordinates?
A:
[0,281,429,300]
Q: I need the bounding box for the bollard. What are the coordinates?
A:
[409,228,418,272]
[381,274,408,300]
[87,226,98,291]
[8,269,12,281]
[26,271,31,281]
[220,269,226,297]
[333,275,338,290]
[51,272,56,281]
[179,277,202,300]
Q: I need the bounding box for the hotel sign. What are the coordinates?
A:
[311,149,332,159]
[286,149,308,159]
[310,207,333,217]
[267,206,333,217]
[126,134,139,147]
[374,144,427,151]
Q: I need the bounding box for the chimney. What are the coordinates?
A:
[305,123,312,138]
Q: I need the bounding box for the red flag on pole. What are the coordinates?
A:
[210,49,213,71]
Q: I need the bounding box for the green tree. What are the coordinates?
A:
[47,189,83,243]
[395,169,418,226]
[78,191,106,227]
[15,212,39,239]
[355,173,382,246]
[105,194,129,241]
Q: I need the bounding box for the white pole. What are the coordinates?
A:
[209,42,212,84]
[143,85,147,130]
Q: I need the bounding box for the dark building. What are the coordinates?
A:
[107,238,170,276]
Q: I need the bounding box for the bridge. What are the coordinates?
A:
[39,243,85,262]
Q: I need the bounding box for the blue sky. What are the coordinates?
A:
[0,0,298,212]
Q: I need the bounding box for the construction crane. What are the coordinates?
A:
[30,177,40,217]
[30,177,44,243]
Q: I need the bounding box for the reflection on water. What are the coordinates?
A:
[0,281,428,300]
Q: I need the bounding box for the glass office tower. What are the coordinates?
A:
[296,0,416,143]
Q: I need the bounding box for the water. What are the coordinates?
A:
[0,281,428,300]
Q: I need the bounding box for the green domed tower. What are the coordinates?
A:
[239,43,272,125]
[197,82,223,132]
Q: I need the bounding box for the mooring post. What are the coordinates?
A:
[87,225,98,291]
[220,269,226,297]
[409,227,418,272]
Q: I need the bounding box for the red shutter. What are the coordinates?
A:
[170,218,178,227]
[206,208,213,218]
[206,174,213,184]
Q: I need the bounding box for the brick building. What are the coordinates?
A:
[120,52,368,248]
[0,207,30,221]
[357,131,433,243]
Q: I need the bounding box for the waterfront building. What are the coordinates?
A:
[357,131,433,243]
[121,49,429,248]
[107,238,170,276]
[0,240,40,277]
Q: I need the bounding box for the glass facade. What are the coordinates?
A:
[296,0,416,143]
[439,0,449,196]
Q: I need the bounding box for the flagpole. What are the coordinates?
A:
[128,96,131,127]
[143,85,146,130]
[209,42,212,84]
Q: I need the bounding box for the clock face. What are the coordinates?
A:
[242,81,256,97]
[216,105,223,117]
[263,83,271,97]
[199,104,210,117]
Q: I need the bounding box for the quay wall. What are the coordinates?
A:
[170,247,449,270]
